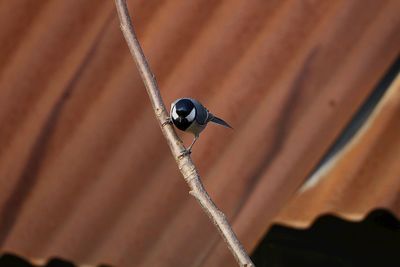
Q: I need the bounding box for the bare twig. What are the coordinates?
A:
[114,1,255,266]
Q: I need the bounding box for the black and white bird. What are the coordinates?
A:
[170,98,232,155]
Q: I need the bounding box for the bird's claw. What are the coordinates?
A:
[162,117,173,127]
[178,149,191,159]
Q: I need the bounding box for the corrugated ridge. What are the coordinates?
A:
[0,1,113,248]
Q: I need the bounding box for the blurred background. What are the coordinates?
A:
[0,0,399,266]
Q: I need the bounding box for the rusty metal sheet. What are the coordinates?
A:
[0,0,399,266]
[275,75,400,227]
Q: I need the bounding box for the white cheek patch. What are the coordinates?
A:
[171,106,179,120]
[185,108,196,122]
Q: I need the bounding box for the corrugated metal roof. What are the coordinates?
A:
[275,74,400,227]
[0,0,399,266]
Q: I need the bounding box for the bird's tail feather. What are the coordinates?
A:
[209,114,233,129]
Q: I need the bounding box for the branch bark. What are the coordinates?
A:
[114,1,255,266]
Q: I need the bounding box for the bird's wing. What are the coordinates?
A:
[190,98,209,125]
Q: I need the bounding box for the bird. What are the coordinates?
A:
[169,98,232,155]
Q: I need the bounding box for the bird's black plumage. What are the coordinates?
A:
[174,98,194,117]
[171,98,196,131]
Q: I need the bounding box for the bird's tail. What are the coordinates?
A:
[209,114,233,129]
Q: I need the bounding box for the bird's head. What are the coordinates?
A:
[171,98,196,131]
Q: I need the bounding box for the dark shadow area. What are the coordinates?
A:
[0,254,32,267]
[0,253,112,267]
[45,258,75,267]
[251,209,400,267]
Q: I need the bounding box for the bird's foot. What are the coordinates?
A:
[162,117,173,127]
[178,149,192,159]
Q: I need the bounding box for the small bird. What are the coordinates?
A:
[170,98,232,155]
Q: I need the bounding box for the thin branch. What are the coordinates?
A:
[114,1,255,266]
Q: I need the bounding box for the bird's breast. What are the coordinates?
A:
[172,117,192,131]
[185,120,206,136]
